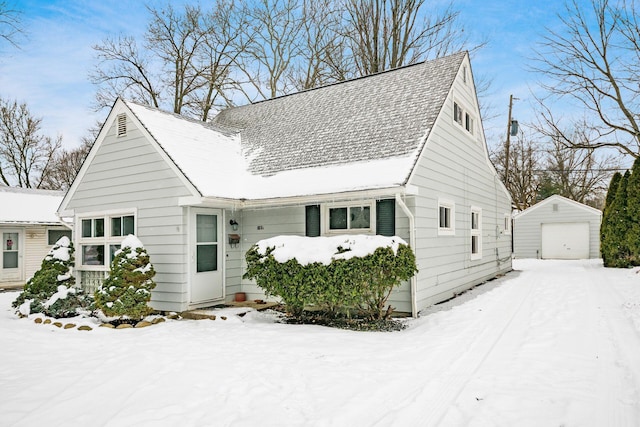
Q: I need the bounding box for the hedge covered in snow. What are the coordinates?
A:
[244,235,417,320]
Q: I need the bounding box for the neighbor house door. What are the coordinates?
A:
[190,209,224,303]
[1,230,23,282]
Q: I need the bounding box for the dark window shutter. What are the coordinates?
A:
[305,205,321,237]
[376,199,395,236]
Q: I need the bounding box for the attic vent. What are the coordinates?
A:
[552,203,558,212]
[117,113,127,137]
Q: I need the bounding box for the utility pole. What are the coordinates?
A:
[504,94,518,184]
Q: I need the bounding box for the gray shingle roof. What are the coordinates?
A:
[213,51,466,178]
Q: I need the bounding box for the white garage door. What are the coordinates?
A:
[541,222,590,259]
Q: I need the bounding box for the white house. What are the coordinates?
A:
[513,195,602,259]
[58,51,512,316]
[0,186,71,285]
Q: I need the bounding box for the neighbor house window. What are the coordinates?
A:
[111,215,135,236]
[327,203,372,232]
[438,199,455,235]
[47,228,72,245]
[471,207,482,260]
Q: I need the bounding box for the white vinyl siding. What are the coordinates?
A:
[513,196,601,259]
[407,56,512,311]
[65,113,194,311]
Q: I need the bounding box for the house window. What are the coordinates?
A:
[117,113,127,137]
[503,213,512,235]
[78,212,136,269]
[111,215,135,236]
[453,102,463,125]
[438,199,455,235]
[465,113,474,134]
[82,218,104,238]
[471,207,482,260]
[328,204,371,232]
[47,229,72,245]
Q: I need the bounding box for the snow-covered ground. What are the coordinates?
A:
[1,259,639,426]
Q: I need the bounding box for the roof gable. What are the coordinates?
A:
[514,195,602,219]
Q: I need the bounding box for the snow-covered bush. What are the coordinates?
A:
[244,235,417,320]
[94,235,156,321]
[12,236,89,318]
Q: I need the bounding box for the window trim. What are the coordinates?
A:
[77,209,137,269]
[471,206,482,260]
[438,199,455,236]
[324,201,376,235]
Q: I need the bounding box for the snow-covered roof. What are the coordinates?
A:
[513,194,602,219]
[125,52,466,200]
[0,186,65,225]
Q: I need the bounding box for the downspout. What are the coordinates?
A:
[396,193,417,318]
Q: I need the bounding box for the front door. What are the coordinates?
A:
[1,230,22,282]
[190,209,223,303]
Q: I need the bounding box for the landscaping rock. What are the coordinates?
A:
[64,323,75,329]
[78,325,92,331]
[135,321,152,328]
[99,323,115,328]
[34,318,43,324]
[53,322,62,328]
[151,317,165,324]
[115,323,133,329]
[43,319,51,324]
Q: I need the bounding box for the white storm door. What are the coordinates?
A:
[1,231,22,281]
[190,210,223,303]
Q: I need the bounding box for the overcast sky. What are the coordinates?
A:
[0,0,568,151]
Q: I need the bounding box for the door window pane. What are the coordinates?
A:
[350,206,370,229]
[4,233,18,251]
[329,208,347,229]
[197,215,217,243]
[197,244,217,272]
[3,252,18,268]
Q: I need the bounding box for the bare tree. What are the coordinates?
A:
[90,35,162,111]
[239,0,304,99]
[0,97,60,188]
[188,0,252,120]
[286,0,350,91]
[0,1,21,49]
[342,0,470,76]
[531,0,640,158]
[492,131,543,210]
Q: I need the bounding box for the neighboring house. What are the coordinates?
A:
[513,195,602,260]
[0,186,71,284]
[58,51,512,316]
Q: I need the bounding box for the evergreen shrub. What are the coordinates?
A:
[12,236,90,318]
[94,235,156,321]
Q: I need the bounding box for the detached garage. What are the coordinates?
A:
[513,195,602,259]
